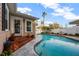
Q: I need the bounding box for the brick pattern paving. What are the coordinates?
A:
[11,35,41,56]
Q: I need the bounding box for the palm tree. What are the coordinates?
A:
[41,12,47,26]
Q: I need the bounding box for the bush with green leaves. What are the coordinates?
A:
[75,33,79,36]
[0,50,12,56]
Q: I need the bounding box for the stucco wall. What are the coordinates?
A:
[0,3,2,32]
[23,19,36,36]
[0,3,11,54]
[0,3,3,54]
[10,15,23,36]
[0,3,36,54]
[10,15,36,36]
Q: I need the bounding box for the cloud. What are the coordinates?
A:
[40,2,79,21]
[40,1,59,9]
[39,0,79,3]
[7,0,79,3]
[17,7,32,15]
[52,6,79,20]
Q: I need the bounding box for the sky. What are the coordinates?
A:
[17,3,79,27]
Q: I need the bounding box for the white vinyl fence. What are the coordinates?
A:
[52,26,79,35]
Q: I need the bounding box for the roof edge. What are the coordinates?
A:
[10,12,39,20]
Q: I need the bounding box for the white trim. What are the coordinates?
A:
[25,19,33,32]
[4,4,9,31]
[14,19,22,36]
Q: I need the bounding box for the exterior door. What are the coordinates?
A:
[14,20,21,36]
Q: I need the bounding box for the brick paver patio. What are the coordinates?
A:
[11,35,41,56]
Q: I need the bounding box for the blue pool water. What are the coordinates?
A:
[35,34,79,56]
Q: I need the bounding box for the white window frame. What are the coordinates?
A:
[25,20,33,32]
[5,4,9,31]
[14,19,21,34]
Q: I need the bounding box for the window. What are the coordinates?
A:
[14,20,20,33]
[26,21,32,32]
[2,3,9,31]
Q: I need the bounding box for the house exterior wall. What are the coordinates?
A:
[0,3,11,54]
[7,3,16,13]
[23,19,36,36]
[32,20,36,35]
[10,15,23,36]
[0,3,36,54]
[10,15,36,36]
[0,4,2,32]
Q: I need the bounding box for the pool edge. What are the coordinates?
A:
[33,39,43,56]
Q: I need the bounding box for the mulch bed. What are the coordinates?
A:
[0,35,34,56]
[9,36,34,52]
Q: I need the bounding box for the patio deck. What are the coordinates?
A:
[11,35,41,56]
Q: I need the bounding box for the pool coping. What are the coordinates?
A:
[34,39,43,56]
[63,36,79,41]
[49,34,79,41]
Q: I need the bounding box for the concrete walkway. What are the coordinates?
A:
[64,36,79,41]
[11,35,41,56]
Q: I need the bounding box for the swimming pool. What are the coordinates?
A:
[34,34,79,56]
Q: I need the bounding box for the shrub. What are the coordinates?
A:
[64,33,67,35]
[40,32,48,34]
[69,34,73,36]
[4,40,11,51]
[31,35,35,38]
[0,50,12,56]
[51,32,55,34]
[75,33,79,36]
[57,33,59,34]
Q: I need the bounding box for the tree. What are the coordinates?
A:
[41,12,47,26]
[49,23,61,29]
[37,26,49,31]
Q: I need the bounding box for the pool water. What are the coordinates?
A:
[35,34,79,56]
